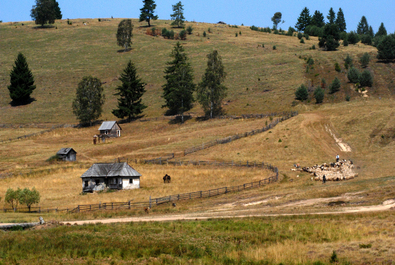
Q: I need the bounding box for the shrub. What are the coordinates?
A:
[359,52,370,68]
[179,30,187,40]
[312,44,316,49]
[262,43,265,48]
[330,251,339,263]
[348,31,360,44]
[329,77,341,94]
[314,87,324,103]
[343,38,349,46]
[287,26,296,36]
[151,27,157,36]
[203,31,206,37]
[186,26,193,34]
[235,32,238,37]
[295,84,308,101]
[273,45,276,50]
[207,28,211,33]
[250,25,259,31]
[304,33,310,40]
[321,78,326,89]
[307,57,314,66]
[297,32,303,39]
[162,28,168,37]
[300,38,305,44]
[377,34,395,60]
[239,31,242,35]
[340,31,348,40]
[360,70,373,87]
[347,67,361,83]
[344,54,353,69]
[361,34,372,45]
[335,62,341,72]
[345,95,351,101]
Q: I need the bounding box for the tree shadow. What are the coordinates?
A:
[376,59,394,64]
[32,25,56,29]
[117,48,133,53]
[168,115,192,124]
[76,120,103,128]
[118,115,145,124]
[10,98,36,107]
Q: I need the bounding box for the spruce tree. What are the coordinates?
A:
[377,34,395,61]
[295,84,308,101]
[314,87,324,103]
[52,0,62,19]
[112,61,147,121]
[8,53,36,105]
[295,7,311,32]
[72,76,105,125]
[162,42,195,123]
[335,8,346,32]
[329,77,341,94]
[197,50,228,118]
[170,1,185,28]
[319,23,340,51]
[116,19,133,51]
[359,52,370,68]
[376,23,387,37]
[139,0,158,27]
[311,10,325,28]
[357,16,369,35]
[360,70,373,87]
[327,8,336,24]
[347,67,361,84]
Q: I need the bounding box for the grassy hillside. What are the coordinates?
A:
[1,18,394,124]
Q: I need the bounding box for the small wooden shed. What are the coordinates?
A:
[98,121,121,138]
[80,162,141,193]
[56,148,77,161]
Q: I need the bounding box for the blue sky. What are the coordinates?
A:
[1,0,394,33]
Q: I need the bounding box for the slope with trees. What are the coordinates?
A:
[112,61,147,122]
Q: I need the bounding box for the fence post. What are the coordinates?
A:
[225,187,228,194]
[178,194,180,200]
[129,200,131,209]
[39,207,41,213]
[247,161,249,167]
[200,191,202,198]
[112,202,113,209]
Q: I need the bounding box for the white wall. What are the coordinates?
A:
[122,177,140,190]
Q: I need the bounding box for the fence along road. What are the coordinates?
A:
[2,111,297,214]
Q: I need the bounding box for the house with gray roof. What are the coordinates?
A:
[98,121,121,138]
[80,162,141,192]
[56,148,77,161]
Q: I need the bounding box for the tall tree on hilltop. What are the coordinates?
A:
[295,7,311,32]
[8,53,36,105]
[311,10,325,28]
[368,26,374,38]
[162,42,195,123]
[271,12,282,29]
[319,23,340,51]
[170,1,185,28]
[376,23,387,37]
[335,8,346,32]
[197,50,228,118]
[116,19,133,51]
[357,16,369,35]
[72,76,105,126]
[112,61,146,122]
[52,0,62,19]
[139,0,158,27]
[30,0,56,27]
[327,7,336,24]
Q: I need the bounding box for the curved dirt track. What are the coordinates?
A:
[61,199,395,226]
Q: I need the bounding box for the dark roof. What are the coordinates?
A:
[56,148,76,155]
[80,162,141,179]
[98,121,121,131]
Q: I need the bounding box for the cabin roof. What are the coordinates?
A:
[56,148,76,155]
[81,162,141,178]
[98,121,121,131]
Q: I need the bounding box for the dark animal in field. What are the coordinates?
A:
[144,207,150,214]
[163,174,171,183]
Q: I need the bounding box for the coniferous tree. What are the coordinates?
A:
[8,53,36,105]
[344,54,353,69]
[162,42,195,123]
[319,23,340,51]
[360,70,373,87]
[314,87,324,104]
[30,0,56,27]
[52,0,62,19]
[311,10,325,28]
[377,34,395,61]
[327,8,336,24]
[72,76,105,125]
[368,26,374,38]
[376,23,387,37]
[112,61,147,121]
[357,16,369,35]
[295,84,308,101]
[359,52,370,68]
[271,12,282,29]
[347,31,360,44]
[116,19,133,51]
[170,1,185,28]
[139,0,158,27]
[329,77,341,94]
[197,50,228,118]
[295,7,311,32]
[347,67,361,84]
[335,8,346,32]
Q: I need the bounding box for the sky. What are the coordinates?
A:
[1,0,394,34]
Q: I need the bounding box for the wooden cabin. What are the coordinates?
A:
[80,162,141,193]
[56,148,77,161]
[98,121,121,138]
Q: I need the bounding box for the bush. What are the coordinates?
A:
[321,78,326,89]
[235,32,238,37]
[360,70,373,87]
[297,32,303,39]
[348,31,360,44]
[273,45,276,50]
[151,27,157,36]
[343,38,349,46]
[162,28,168,37]
[304,25,323,37]
[300,38,305,44]
[307,57,314,66]
[361,34,372,45]
[314,87,324,103]
[377,34,395,61]
[347,67,361,83]
[208,28,211,33]
[203,31,206,37]
[250,25,259,31]
[329,77,341,94]
[304,33,310,40]
[335,62,341,72]
[312,44,316,49]
[345,95,351,101]
[295,84,309,101]
[179,30,187,40]
[359,52,370,68]
[186,26,193,34]
[330,251,339,263]
[344,54,353,69]
[287,26,296,36]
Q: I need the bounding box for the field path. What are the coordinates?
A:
[61,199,395,226]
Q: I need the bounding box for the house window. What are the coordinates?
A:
[110,178,117,184]
[129,179,133,184]
[84,181,89,187]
